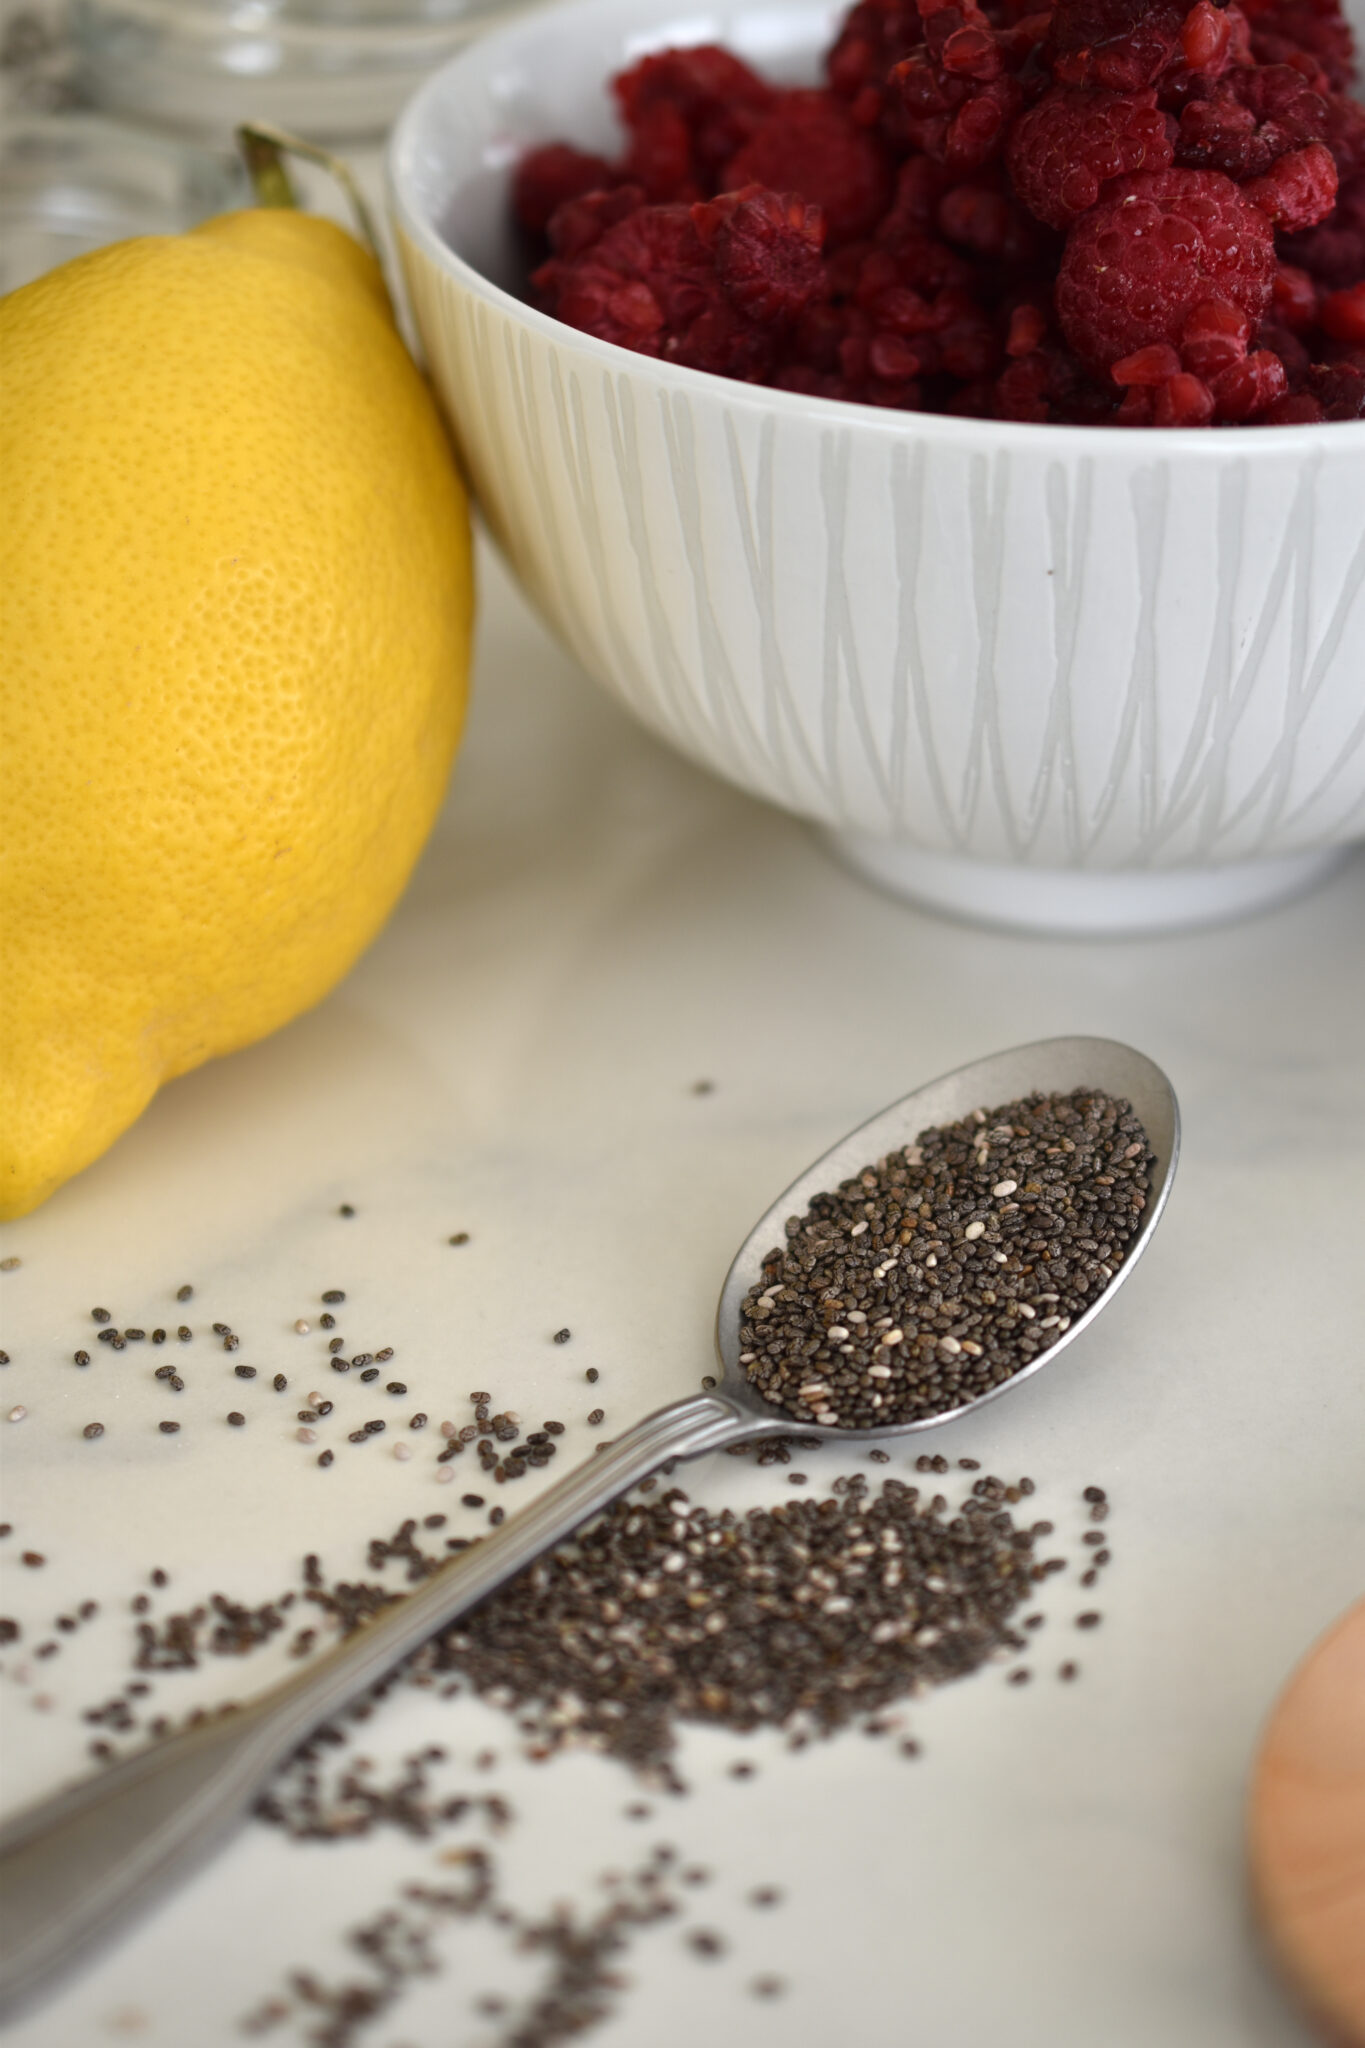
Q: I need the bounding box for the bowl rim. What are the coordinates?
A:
[387,0,1365,458]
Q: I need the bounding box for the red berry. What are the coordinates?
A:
[700,187,827,322]
[545,185,645,261]
[1320,281,1365,339]
[1111,340,1183,380]
[1262,390,1327,421]
[1056,168,1277,371]
[1153,369,1216,420]
[1208,347,1289,416]
[1308,359,1365,416]
[722,90,892,246]
[1238,0,1357,96]
[1283,170,1365,289]
[1180,0,1232,70]
[1008,86,1175,231]
[1047,0,1190,91]
[1180,295,1252,370]
[1174,65,1329,181]
[614,45,777,199]
[1271,261,1320,325]
[513,144,621,237]
[1006,301,1048,352]
[1243,139,1339,226]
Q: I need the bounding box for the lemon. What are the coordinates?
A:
[0,210,473,1219]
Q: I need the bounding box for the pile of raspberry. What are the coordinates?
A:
[512,0,1365,424]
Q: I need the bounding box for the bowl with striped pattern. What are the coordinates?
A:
[389,0,1365,934]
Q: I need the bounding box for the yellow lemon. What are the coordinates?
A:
[0,210,473,1218]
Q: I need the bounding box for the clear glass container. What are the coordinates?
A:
[71,0,525,144]
[0,113,249,293]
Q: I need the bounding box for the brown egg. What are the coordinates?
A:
[1250,1596,1365,2047]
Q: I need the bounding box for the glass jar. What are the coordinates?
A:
[0,112,248,292]
[71,0,525,144]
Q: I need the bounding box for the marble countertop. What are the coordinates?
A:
[1,536,1363,2048]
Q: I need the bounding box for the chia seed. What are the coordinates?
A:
[738,1089,1153,1427]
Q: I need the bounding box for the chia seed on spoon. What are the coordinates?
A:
[740,1088,1153,1428]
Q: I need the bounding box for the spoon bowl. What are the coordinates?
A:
[0,1034,1178,2021]
[714,1032,1179,1438]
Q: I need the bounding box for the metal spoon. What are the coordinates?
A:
[0,1034,1178,2022]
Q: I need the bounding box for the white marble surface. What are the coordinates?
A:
[1,538,1363,2048]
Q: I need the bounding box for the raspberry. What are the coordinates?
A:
[513,144,621,237]
[1180,294,1252,369]
[1111,339,1184,378]
[1321,279,1365,337]
[1174,64,1329,179]
[826,0,927,112]
[892,50,1025,169]
[1153,368,1216,418]
[1324,91,1365,182]
[995,350,1053,416]
[532,203,712,354]
[1271,261,1320,324]
[1208,347,1289,415]
[1179,0,1233,71]
[1047,0,1190,91]
[1008,86,1175,230]
[1238,0,1357,95]
[1056,168,1277,370]
[1282,169,1365,286]
[1242,138,1339,224]
[697,187,827,321]
[722,90,893,245]
[1263,389,1327,419]
[1005,300,1048,351]
[544,185,645,261]
[1307,358,1365,414]
[613,45,777,199]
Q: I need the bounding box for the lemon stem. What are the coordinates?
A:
[236,123,385,271]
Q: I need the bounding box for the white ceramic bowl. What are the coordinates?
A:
[389,0,1365,934]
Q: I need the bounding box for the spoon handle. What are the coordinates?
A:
[0,1390,751,2024]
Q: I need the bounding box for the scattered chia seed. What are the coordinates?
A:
[322,1290,345,1305]
[273,1374,286,1392]
[553,1329,572,1345]
[338,1204,355,1217]
[587,1408,605,1426]
[158,1421,180,1434]
[740,1089,1153,1427]
[449,1232,470,1245]
[234,1365,257,1380]
[585,1369,599,1384]
[176,1286,193,1302]
[227,1413,246,1427]
[82,1422,105,1440]
[92,1308,111,1323]
[73,1352,90,1367]
[433,1472,1043,1782]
